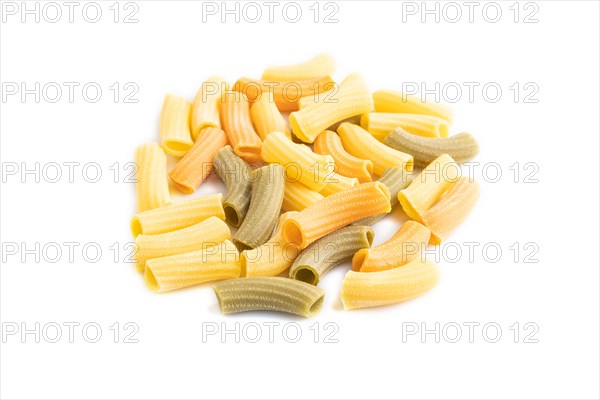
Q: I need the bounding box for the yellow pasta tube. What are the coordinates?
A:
[352,221,430,272]
[421,177,480,245]
[134,216,230,271]
[145,240,240,293]
[319,173,359,197]
[282,182,391,249]
[373,90,454,123]
[261,53,336,81]
[135,143,172,212]
[360,112,449,141]
[289,73,374,143]
[191,76,228,140]
[169,127,228,193]
[220,91,263,163]
[261,131,334,191]
[160,94,194,157]
[249,91,290,140]
[337,122,413,175]
[282,181,324,212]
[341,258,440,310]
[241,212,301,277]
[314,130,373,183]
[131,194,225,237]
[398,154,460,222]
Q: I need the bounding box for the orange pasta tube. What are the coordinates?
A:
[233,76,335,112]
[249,91,290,140]
[282,182,391,249]
[169,127,228,194]
[220,91,262,163]
[314,130,373,182]
[191,76,228,140]
[261,53,336,81]
[352,221,431,272]
[421,177,480,245]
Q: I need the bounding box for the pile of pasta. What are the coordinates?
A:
[131,54,480,317]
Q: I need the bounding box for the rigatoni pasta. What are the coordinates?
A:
[145,240,240,292]
[160,94,194,157]
[191,76,228,139]
[261,53,336,82]
[314,130,373,182]
[282,181,324,212]
[249,91,290,140]
[220,91,262,163]
[373,90,454,123]
[319,173,359,197]
[360,112,449,141]
[213,145,253,227]
[135,143,172,212]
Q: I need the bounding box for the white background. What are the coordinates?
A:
[1,1,599,399]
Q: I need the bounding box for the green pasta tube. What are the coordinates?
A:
[213,277,325,317]
[384,128,479,168]
[289,225,374,285]
[213,145,253,227]
[233,164,285,251]
[354,166,412,226]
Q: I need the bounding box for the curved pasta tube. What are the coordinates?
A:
[241,212,301,277]
[360,112,449,141]
[352,221,430,272]
[160,94,194,157]
[220,91,262,163]
[398,154,460,222]
[314,130,373,182]
[233,75,335,112]
[261,131,334,191]
[261,53,336,81]
[249,91,290,140]
[131,194,224,237]
[169,127,228,193]
[282,181,324,212]
[233,164,285,251]
[421,177,480,245]
[135,143,172,212]
[289,73,374,143]
[213,146,253,227]
[145,240,240,293]
[353,166,412,226]
[282,182,391,249]
[134,216,230,271]
[191,76,228,139]
[337,122,413,175]
[319,173,359,197]
[290,225,374,285]
[213,277,325,317]
[341,258,440,310]
[373,90,454,123]
[385,128,480,168]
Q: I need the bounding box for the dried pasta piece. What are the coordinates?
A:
[282,182,391,249]
[261,53,336,81]
[191,76,228,139]
[337,122,413,175]
[373,90,454,123]
[314,130,373,182]
[233,164,285,251]
[319,174,359,197]
[131,194,224,237]
[398,154,460,222]
[385,128,479,168]
[160,94,194,157]
[261,131,334,192]
[220,91,262,163]
[341,258,439,310]
[169,127,228,193]
[360,112,449,141]
[282,181,324,212]
[289,73,374,143]
[249,91,290,140]
[213,145,253,227]
[134,216,230,271]
[145,240,240,292]
[213,277,325,317]
[242,212,301,277]
[233,75,335,112]
[352,221,430,272]
[290,225,374,285]
[134,143,172,212]
[421,177,480,245]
